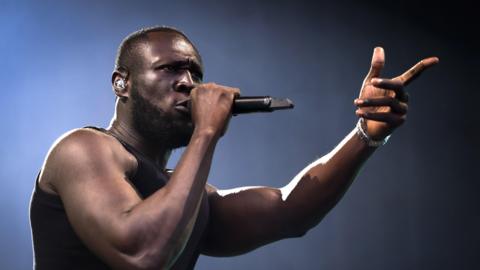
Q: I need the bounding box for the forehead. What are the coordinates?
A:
[139,32,202,67]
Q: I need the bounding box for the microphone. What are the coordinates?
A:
[231,96,294,115]
[176,96,294,116]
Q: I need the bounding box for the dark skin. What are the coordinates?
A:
[38,31,438,269]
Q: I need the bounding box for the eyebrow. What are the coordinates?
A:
[152,59,204,77]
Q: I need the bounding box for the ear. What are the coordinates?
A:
[111,68,130,101]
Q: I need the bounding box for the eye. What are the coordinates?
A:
[159,65,176,72]
[191,71,203,82]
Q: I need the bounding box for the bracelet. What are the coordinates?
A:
[355,118,390,147]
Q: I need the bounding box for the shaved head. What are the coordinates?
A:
[114,26,200,74]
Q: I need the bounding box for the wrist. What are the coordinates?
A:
[355,118,390,147]
[192,127,221,142]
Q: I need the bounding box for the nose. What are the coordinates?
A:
[175,69,195,94]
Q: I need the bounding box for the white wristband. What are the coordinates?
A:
[355,118,390,147]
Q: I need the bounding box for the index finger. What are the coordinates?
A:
[395,57,439,86]
[231,87,241,97]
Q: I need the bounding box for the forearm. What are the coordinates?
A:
[122,129,218,267]
[280,126,376,234]
[159,129,218,265]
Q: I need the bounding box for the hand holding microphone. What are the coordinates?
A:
[175,82,294,137]
[176,93,294,116]
[187,83,240,138]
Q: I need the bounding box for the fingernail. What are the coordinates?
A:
[372,78,382,84]
[355,99,364,105]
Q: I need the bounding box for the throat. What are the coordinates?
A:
[107,121,171,169]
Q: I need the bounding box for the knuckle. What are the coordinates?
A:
[372,61,384,69]
[205,82,216,88]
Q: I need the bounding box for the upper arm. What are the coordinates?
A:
[40,129,143,267]
[202,184,299,257]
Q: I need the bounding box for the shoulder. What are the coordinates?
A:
[38,128,137,194]
[48,127,133,166]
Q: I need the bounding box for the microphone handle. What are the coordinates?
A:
[182,96,294,115]
[233,96,273,114]
[232,96,294,115]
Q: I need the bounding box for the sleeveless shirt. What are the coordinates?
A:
[30,127,210,269]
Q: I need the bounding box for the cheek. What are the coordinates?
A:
[157,95,174,111]
[140,73,174,107]
[143,92,173,113]
[143,71,158,86]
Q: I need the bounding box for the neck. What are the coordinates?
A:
[107,117,172,169]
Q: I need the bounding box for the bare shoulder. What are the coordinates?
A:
[38,128,137,195]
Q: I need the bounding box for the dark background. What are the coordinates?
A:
[1,0,478,269]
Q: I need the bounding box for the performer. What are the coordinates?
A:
[30,26,438,269]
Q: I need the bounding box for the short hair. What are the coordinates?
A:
[114,26,198,73]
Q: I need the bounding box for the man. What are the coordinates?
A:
[30,26,438,269]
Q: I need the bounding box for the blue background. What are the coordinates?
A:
[1,0,478,269]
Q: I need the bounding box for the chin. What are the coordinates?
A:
[131,89,194,149]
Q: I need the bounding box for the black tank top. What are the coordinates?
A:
[30,127,210,269]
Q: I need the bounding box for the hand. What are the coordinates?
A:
[354,47,439,140]
[190,82,240,138]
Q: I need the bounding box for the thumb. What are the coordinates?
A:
[366,47,385,80]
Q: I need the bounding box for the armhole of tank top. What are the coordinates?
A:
[82,127,173,186]
[82,126,141,184]
[34,171,63,203]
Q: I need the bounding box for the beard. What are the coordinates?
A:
[130,88,193,149]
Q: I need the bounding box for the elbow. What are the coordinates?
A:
[93,208,184,269]
[122,252,171,270]
[280,202,331,239]
[291,227,309,238]
[111,241,172,270]
[112,230,175,270]
[283,224,310,239]
[278,218,311,239]
[281,213,324,239]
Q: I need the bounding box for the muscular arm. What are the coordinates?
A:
[41,82,238,269]
[203,129,373,256]
[43,127,218,269]
[202,48,439,256]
